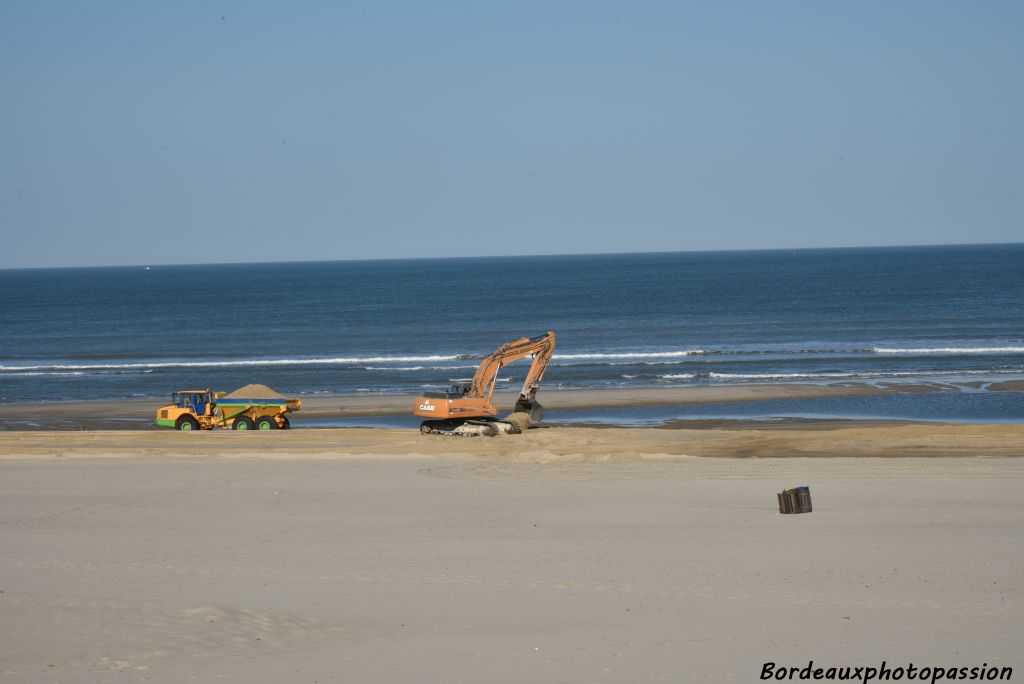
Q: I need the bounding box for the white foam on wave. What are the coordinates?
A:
[6,344,1021,377]
[561,345,1024,360]
[709,369,1023,380]
[0,355,466,373]
[0,371,86,377]
[872,346,1024,355]
[364,365,477,371]
[710,372,859,380]
[659,373,697,379]
[0,351,712,373]
[447,377,511,382]
[587,360,694,367]
[554,350,704,360]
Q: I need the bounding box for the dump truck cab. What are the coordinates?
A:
[156,388,215,430]
[172,390,212,417]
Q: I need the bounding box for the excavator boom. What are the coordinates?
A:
[470,332,556,402]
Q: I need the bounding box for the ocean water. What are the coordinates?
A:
[1,245,1022,410]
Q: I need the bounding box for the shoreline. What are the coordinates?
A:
[2,381,1022,431]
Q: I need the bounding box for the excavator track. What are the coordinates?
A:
[420,419,520,437]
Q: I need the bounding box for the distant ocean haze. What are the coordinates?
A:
[0,244,1022,403]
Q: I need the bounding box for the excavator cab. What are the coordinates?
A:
[421,384,471,399]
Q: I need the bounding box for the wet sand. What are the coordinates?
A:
[0,382,973,430]
[0,426,1022,682]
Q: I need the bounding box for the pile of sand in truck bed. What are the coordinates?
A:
[222,384,285,399]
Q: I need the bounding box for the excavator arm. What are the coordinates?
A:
[470,331,557,403]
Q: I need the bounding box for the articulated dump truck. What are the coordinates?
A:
[156,384,301,431]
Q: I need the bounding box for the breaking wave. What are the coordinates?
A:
[554,351,704,360]
[0,355,467,373]
[0,371,86,377]
[709,372,860,380]
[363,365,478,372]
[707,369,1024,381]
[4,343,1023,375]
[871,346,1024,354]
[447,377,511,382]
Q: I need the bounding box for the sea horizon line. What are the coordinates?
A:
[2,241,1022,273]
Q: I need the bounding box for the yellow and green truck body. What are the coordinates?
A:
[156,389,301,431]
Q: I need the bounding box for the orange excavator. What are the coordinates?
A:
[414,331,556,436]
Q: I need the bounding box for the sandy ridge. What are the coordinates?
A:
[1,424,1022,465]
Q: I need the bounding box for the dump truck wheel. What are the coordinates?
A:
[256,416,277,431]
[176,415,199,431]
[279,416,290,430]
[233,416,254,431]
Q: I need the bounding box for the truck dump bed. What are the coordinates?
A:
[218,384,301,412]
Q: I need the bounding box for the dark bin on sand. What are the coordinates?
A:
[778,486,812,514]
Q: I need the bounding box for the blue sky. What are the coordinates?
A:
[2,1,1021,268]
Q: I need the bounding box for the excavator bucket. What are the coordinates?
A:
[504,397,544,433]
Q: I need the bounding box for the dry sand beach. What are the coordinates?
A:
[1,404,1022,683]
